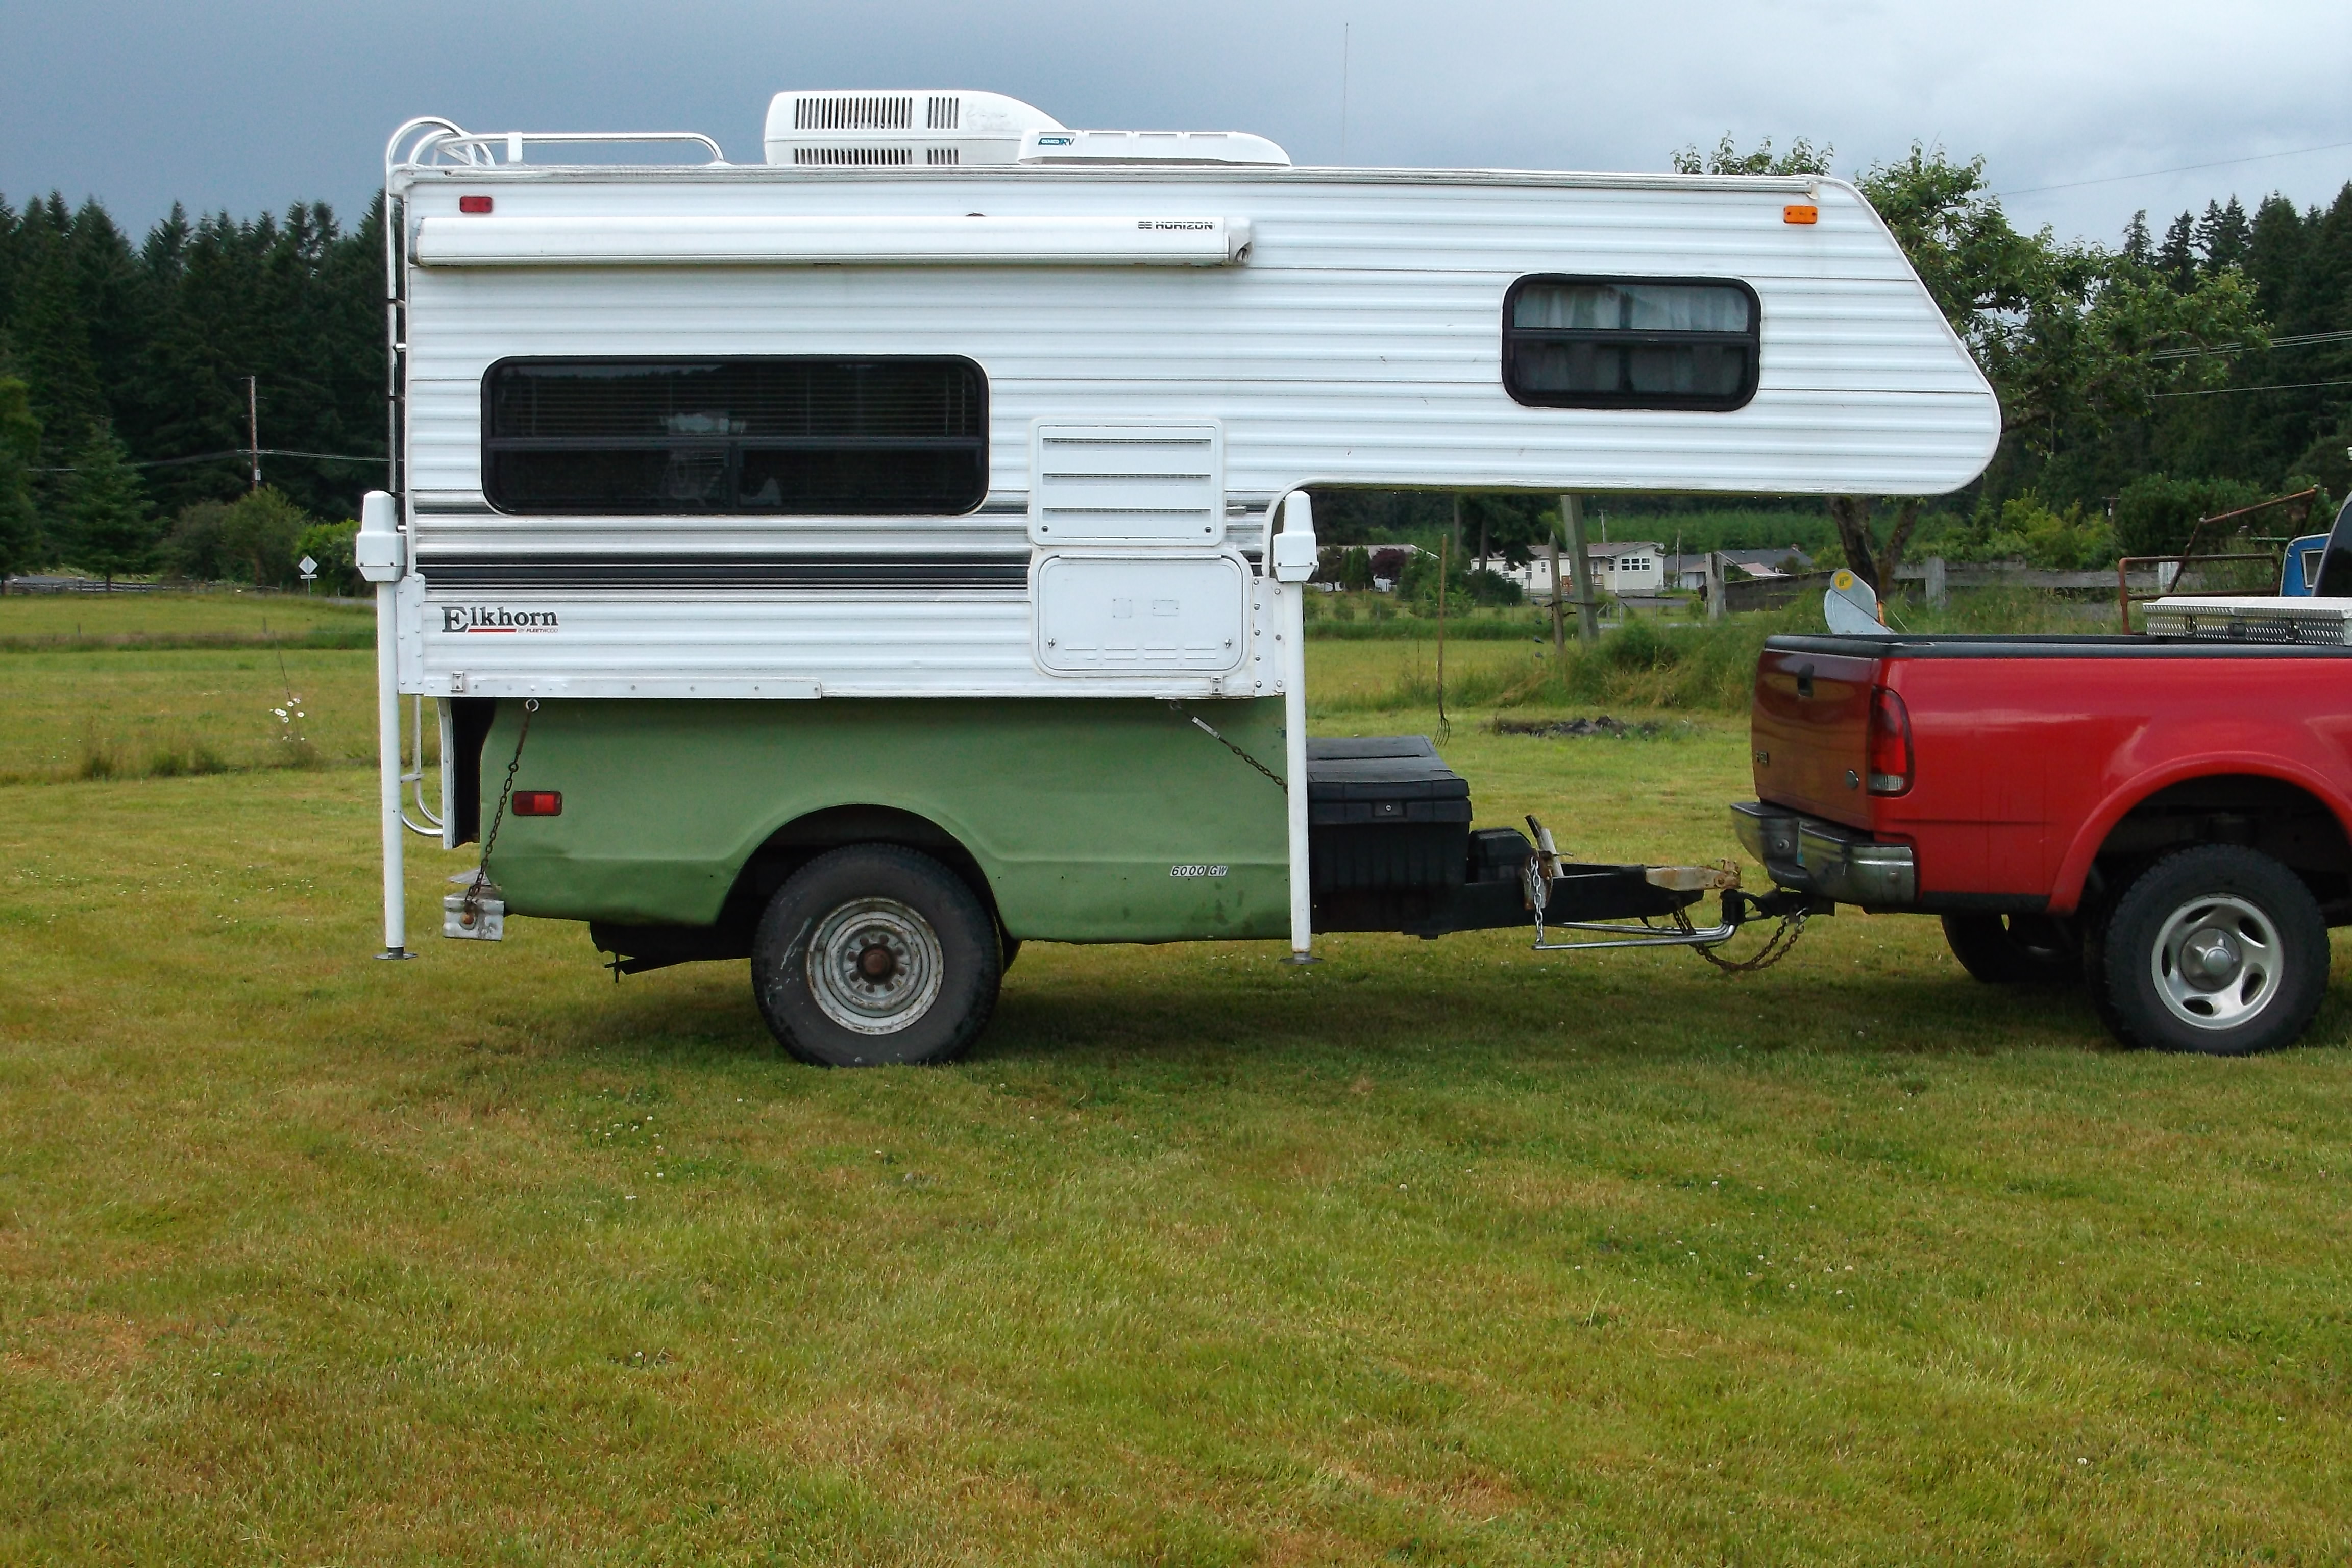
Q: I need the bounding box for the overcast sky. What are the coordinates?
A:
[4,0,2347,250]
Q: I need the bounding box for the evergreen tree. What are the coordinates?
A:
[2196,197,2251,274]
[60,421,154,583]
[2157,212,2198,290]
[0,375,41,578]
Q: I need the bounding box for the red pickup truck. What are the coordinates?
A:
[1733,633,2352,1056]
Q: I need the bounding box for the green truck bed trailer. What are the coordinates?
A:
[422,692,1786,1066]
[479,696,1295,943]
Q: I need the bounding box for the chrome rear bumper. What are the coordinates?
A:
[1730,801,1916,908]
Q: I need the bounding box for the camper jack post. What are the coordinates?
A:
[356,490,411,959]
[1271,491,1318,964]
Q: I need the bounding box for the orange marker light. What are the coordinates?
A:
[1783,204,1819,225]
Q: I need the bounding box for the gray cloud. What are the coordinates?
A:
[4,0,2346,249]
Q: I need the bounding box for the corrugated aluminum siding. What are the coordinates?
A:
[393,166,1996,698]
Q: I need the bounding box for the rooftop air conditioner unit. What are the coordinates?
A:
[1017,128,1290,166]
[764,90,1064,168]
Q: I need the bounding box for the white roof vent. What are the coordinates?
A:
[1019,129,1290,167]
[764,90,1064,167]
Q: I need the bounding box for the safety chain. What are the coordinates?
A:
[1170,704,1286,789]
[462,698,536,926]
[1676,903,1809,974]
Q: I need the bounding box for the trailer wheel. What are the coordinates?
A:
[2092,846,2326,1057]
[1940,912,2079,984]
[751,845,1001,1066]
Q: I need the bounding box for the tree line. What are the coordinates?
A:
[1,146,2346,590]
[0,191,384,584]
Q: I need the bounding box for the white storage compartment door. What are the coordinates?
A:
[1030,423,1223,546]
[1035,552,1249,674]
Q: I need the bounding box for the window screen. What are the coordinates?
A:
[482,357,988,514]
[1503,277,1759,411]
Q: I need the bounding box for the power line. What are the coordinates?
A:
[34,446,384,474]
[1997,139,2352,199]
[2151,377,2352,399]
[2149,327,2352,361]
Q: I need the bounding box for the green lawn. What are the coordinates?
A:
[5,626,2351,1563]
[0,648,379,782]
[0,589,373,648]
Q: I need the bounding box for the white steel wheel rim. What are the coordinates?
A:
[2150,893,2283,1032]
[806,898,945,1036]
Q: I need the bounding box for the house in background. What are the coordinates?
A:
[1667,546,1816,592]
[1476,541,1667,602]
[1587,541,1667,595]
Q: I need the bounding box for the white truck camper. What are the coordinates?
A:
[361,90,2000,1064]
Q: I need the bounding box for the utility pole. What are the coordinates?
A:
[246,375,261,492]
[1561,494,1600,643]
[1547,534,1565,655]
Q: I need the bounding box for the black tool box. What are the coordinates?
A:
[1304,735,1697,938]
[1305,736,1472,892]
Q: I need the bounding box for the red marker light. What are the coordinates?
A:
[459,195,494,214]
[512,790,561,816]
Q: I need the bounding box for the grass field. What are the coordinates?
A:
[0,590,374,649]
[6,604,2352,1563]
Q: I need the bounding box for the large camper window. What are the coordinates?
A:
[1502,278,1759,411]
[482,357,988,514]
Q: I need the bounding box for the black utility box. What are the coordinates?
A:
[1306,736,1472,892]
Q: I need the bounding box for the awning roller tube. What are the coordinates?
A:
[413,213,1252,267]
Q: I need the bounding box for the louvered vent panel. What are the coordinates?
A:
[793,146,913,166]
[926,95,960,130]
[926,147,961,165]
[2141,601,2349,644]
[794,95,914,130]
[1030,424,1225,546]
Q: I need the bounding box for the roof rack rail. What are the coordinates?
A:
[385,118,725,176]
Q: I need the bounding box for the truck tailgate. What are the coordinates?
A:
[1750,646,1878,828]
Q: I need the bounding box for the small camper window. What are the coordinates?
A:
[482,357,988,514]
[1502,277,1759,411]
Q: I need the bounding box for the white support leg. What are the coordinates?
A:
[1270,491,1319,964]
[374,580,407,959]
[1282,578,1313,961]
[357,489,412,960]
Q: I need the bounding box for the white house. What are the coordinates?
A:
[1475,541,1663,601]
[1587,541,1667,594]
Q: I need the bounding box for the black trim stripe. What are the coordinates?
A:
[416,555,1030,590]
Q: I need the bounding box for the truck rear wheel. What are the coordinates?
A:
[751,844,1001,1067]
[1941,912,2079,984]
[2090,846,2326,1057]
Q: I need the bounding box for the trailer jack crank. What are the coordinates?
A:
[1522,816,1825,969]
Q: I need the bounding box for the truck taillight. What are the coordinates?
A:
[1868,686,1913,795]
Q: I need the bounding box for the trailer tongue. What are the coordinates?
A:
[1302,734,1811,954]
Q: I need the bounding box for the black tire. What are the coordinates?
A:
[1941,912,2080,984]
[751,844,1001,1067]
[2092,846,2327,1057]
